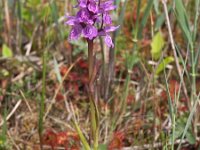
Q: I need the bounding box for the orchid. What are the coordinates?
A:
[65,0,119,48]
[65,1,119,149]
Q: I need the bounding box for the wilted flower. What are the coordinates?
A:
[65,0,119,48]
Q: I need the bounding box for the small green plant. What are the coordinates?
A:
[0,109,8,150]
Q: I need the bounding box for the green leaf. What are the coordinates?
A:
[22,6,32,21]
[138,0,154,39]
[27,0,41,6]
[156,56,174,75]
[151,31,165,60]
[0,109,7,147]
[174,0,192,46]
[153,0,160,14]
[155,5,172,31]
[186,131,196,144]
[72,120,91,150]
[2,44,13,58]
[98,144,107,150]
[1,69,9,77]
[177,92,200,150]
[171,119,185,142]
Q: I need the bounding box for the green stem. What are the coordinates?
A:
[88,40,94,80]
[191,45,196,99]
[87,39,99,150]
[38,51,47,150]
[73,120,91,150]
[191,0,200,140]
[191,45,197,138]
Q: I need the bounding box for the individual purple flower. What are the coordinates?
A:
[77,8,91,23]
[65,0,119,47]
[104,35,114,48]
[98,26,120,36]
[65,16,79,25]
[88,1,98,13]
[103,13,112,24]
[78,0,87,8]
[105,25,120,32]
[83,25,98,40]
[100,0,116,12]
[69,24,82,40]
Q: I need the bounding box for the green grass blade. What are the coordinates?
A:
[115,0,128,36]
[164,67,173,120]
[38,51,47,149]
[133,0,141,40]
[53,57,62,84]
[138,0,154,39]
[164,65,175,150]
[49,0,64,39]
[177,93,200,150]
[174,0,192,47]
[195,46,200,69]
[0,109,7,149]
[175,44,191,84]
[192,0,200,41]
[155,5,172,31]
[72,120,91,150]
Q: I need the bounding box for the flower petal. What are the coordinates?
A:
[88,1,98,13]
[65,16,79,25]
[104,35,114,48]
[77,8,91,23]
[100,0,116,12]
[105,25,120,33]
[103,13,112,24]
[78,0,87,8]
[83,25,98,40]
[69,24,82,40]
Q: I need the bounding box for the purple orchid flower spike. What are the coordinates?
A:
[65,0,119,48]
[65,1,119,148]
